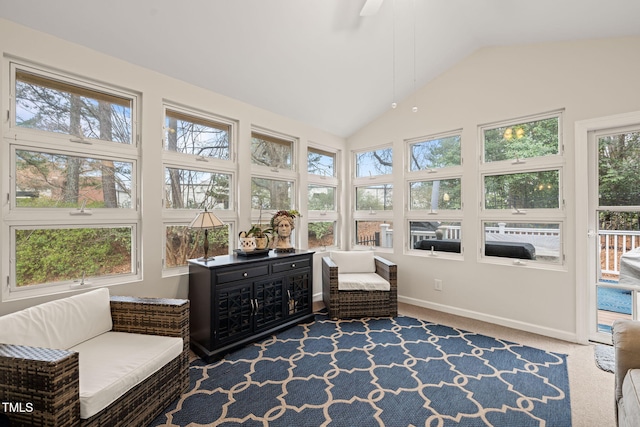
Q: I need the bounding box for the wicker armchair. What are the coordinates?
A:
[0,296,190,427]
[322,253,397,319]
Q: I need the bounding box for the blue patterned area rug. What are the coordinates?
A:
[151,312,571,427]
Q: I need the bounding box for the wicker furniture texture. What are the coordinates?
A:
[0,296,190,427]
[322,255,397,319]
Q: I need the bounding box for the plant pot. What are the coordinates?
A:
[239,237,257,252]
[255,236,269,250]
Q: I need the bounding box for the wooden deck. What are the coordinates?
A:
[598,309,632,330]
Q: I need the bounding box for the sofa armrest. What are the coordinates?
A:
[613,319,640,404]
[109,296,190,352]
[0,344,80,427]
[374,256,397,288]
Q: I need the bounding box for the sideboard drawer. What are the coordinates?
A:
[272,257,310,273]
[216,264,269,284]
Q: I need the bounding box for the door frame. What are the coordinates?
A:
[575,111,640,344]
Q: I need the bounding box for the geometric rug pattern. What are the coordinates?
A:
[151,312,571,427]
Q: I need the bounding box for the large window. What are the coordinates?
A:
[479,112,564,265]
[307,144,339,250]
[4,62,140,298]
[406,131,463,255]
[162,104,236,273]
[251,128,299,245]
[353,145,393,248]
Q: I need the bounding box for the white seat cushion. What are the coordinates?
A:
[330,251,376,274]
[0,288,112,350]
[69,331,183,419]
[338,273,390,291]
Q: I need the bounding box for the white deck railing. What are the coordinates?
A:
[600,230,640,276]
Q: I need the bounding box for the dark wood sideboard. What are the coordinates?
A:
[188,250,315,361]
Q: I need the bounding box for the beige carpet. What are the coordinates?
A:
[396,302,614,427]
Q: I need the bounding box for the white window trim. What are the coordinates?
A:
[3,61,141,301]
[477,110,566,269]
[161,103,238,275]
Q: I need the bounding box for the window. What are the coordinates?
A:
[164,168,230,209]
[308,185,336,211]
[164,224,230,268]
[409,178,461,211]
[356,221,393,248]
[355,147,392,177]
[483,170,560,211]
[308,147,335,177]
[480,112,564,265]
[252,177,293,210]
[308,221,336,249]
[162,104,236,273]
[483,116,559,163]
[356,185,393,211]
[15,149,133,209]
[15,68,133,144]
[251,131,293,170]
[307,144,339,250]
[5,62,139,298]
[409,134,461,171]
[409,221,462,253]
[406,131,463,256]
[353,145,393,248]
[482,222,561,263]
[15,226,134,287]
[165,109,230,160]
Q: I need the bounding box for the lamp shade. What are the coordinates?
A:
[189,208,224,229]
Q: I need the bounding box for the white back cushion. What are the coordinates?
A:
[330,251,376,274]
[0,288,113,349]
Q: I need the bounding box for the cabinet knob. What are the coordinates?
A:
[243,272,248,277]
[291,263,296,268]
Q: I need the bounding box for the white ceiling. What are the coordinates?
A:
[1,0,639,137]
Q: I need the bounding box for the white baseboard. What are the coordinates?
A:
[397,295,579,344]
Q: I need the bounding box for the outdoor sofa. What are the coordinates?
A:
[0,288,189,427]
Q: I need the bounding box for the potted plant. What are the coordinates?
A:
[247,224,272,250]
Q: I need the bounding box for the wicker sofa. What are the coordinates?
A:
[0,288,189,427]
[322,251,397,319]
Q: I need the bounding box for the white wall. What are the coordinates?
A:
[349,36,640,341]
[0,19,345,315]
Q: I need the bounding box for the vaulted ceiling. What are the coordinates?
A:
[1,0,639,137]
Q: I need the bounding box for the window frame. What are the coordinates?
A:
[307,143,340,250]
[352,144,393,249]
[3,61,142,300]
[250,127,299,225]
[405,131,464,257]
[478,110,566,268]
[161,102,237,276]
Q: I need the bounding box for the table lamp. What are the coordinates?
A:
[189,207,224,261]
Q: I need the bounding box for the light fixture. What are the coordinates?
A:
[411,0,418,113]
[189,207,224,262]
[391,0,397,109]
